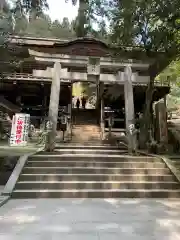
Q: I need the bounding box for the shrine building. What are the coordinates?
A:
[0,36,171,148]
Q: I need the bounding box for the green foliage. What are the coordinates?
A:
[51,18,76,39]
[12,7,76,38]
[109,0,180,53]
[24,14,52,37]
[0,1,18,74]
[17,0,48,18]
[65,0,109,38]
[157,60,180,85]
[157,60,180,111]
[0,0,77,75]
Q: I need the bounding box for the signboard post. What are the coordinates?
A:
[10,113,30,147]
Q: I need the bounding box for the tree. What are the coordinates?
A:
[157,60,180,85]
[0,1,18,74]
[54,17,75,39]
[11,1,76,39]
[25,13,53,37]
[0,0,52,75]
[65,0,109,37]
[157,60,180,114]
[108,0,180,147]
[12,1,28,34]
[109,0,180,50]
[20,0,49,21]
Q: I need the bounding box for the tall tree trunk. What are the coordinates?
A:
[76,0,88,37]
[0,0,5,11]
[29,9,37,22]
[139,77,154,149]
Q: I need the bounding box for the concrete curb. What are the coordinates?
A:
[0,196,10,208]
[1,146,44,199]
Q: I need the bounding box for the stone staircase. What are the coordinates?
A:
[72,108,98,125]
[11,144,180,198]
[72,124,101,143]
[72,108,101,144]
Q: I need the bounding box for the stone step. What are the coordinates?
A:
[73,122,98,125]
[36,150,129,156]
[72,131,100,134]
[54,145,122,149]
[73,127,100,130]
[54,149,128,154]
[26,161,166,168]
[19,173,177,182]
[12,189,180,198]
[72,137,101,140]
[71,139,101,141]
[15,181,180,190]
[12,143,180,199]
[73,125,100,129]
[30,155,162,162]
[22,167,171,175]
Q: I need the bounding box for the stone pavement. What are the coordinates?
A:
[0,199,180,239]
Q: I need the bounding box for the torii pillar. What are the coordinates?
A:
[124,65,137,153]
[46,62,61,151]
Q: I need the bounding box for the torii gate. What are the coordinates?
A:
[26,47,166,152]
[28,56,143,151]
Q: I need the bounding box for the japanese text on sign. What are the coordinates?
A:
[10,113,30,146]
[15,118,24,144]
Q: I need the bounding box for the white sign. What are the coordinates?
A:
[10,113,30,146]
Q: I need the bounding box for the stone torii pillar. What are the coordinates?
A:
[46,62,61,151]
[123,65,137,153]
[100,82,105,140]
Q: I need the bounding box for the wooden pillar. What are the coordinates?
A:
[46,62,61,151]
[123,66,136,152]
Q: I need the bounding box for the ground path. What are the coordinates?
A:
[0,199,179,239]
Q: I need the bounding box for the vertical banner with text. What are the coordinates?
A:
[10,114,30,146]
